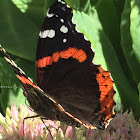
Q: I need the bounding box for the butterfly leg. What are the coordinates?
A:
[23,115,40,137]
[41,118,53,139]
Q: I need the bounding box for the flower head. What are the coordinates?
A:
[0,105,140,139]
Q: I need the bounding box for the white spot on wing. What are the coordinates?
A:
[48,30,55,38]
[58,0,70,8]
[60,25,68,33]
[47,12,54,18]
[66,5,70,8]
[39,30,49,38]
[63,38,67,43]
[46,8,54,18]
[60,19,64,23]
[39,29,55,38]
[58,0,65,4]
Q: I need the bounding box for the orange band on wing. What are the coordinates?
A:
[72,49,87,63]
[60,47,77,59]
[36,56,53,68]
[52,52,60,62]
[36,47,87,68]
[16,75,37,88]
[96,66,115,125]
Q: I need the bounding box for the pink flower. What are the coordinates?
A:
[0,104,140,139]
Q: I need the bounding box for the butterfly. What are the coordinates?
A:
[0,0,115,129]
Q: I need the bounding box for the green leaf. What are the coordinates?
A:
[130,0,140,63]
[0,0,41,113]
[121,0,140,85]
[0,0,43,61]
[66,0,80,10]
[0,56,35,114]
[138,82,140,102]
[113,0,125,24]
[0,58,24,114]
[96,0,120,51]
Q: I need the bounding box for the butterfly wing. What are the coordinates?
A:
[0,1,115,129]
[0,46,85,127]
[36,0,115,129]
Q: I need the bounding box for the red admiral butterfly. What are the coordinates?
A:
[0,0,115,129]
